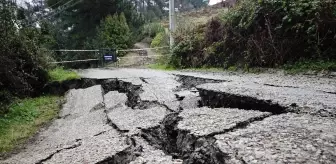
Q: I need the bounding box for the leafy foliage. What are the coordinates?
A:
[45,0,165,53]
[172,0,336,69]
[170,23,206,68]
[151,32,169,48]
[94,13,131,52]
[0,1,49,99]
[142,22,165,38]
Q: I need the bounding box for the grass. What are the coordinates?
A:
[147,63,177,71]
[148,63,230,73]
[48,67,80,82]
[183,67,225,72]
[284,60,336,74]
[0,96,62,153]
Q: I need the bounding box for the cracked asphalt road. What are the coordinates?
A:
[2,68,336,164]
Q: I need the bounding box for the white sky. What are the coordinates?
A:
[209,0,222,5]
[17,0,223,7]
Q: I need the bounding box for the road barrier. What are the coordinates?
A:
[48,46,170,67]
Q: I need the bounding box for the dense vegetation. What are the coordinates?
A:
[0,0,50,107]
[0,0,171,114]
[42,0,207,61]
[170,0,336,70]
[0,0,207,154]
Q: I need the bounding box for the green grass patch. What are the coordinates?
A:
[148,64,227,72]
[183,67,225,72]
[284,60,336,74]
[0,96,62,153]
[147,64,176,71]
[48,67,80,82]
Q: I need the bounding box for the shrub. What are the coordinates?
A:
[0,1,51,116]
[0,90,14,115]
[142,22,165,38]
[221,0,336,67]
[151,32,169,48]
[0,2,49,98]
[171,24,206,68]
[93,13,131,55]
[171,0,336,69]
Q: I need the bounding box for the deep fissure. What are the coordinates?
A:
[44,75,291,164]
[197,88,287,114]
[139,112,229,164]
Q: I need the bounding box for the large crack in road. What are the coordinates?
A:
[2,69,336,164]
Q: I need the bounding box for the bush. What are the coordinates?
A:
[222,0,336,67]
[151,32,169,48]
[0,90,14,115]
[0,3,49,98]
[93,13,131,55]
[142,22,165,38]
[171,25,206,68]
[0,1,51,116]
[171,0,336,69]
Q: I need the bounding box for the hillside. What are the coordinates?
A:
[162,5,227,28]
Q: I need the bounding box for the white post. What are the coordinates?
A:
[169,0,175,48]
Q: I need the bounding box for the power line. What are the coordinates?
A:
[47,0,69,9]
[27,0,81,26]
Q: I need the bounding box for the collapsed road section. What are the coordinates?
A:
[2,68,336,164]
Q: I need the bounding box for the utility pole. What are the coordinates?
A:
[169,0,175,48]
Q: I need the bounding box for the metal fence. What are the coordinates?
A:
[48,46,170,68]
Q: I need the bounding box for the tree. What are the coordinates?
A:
[94,13,130,52]
[0,0,49,99]
[45,0,145,50]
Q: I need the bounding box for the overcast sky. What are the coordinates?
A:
[16,0,222,7]
[209,0,222,5]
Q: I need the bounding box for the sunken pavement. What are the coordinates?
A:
[2,69,336,164]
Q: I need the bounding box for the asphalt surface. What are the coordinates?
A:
[2,68,336,164]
